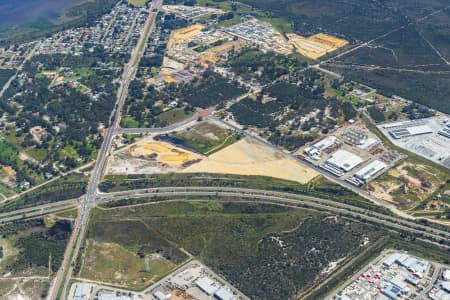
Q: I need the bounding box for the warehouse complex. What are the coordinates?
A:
[378,116,450,169]
[301,123,403,187]
[331,251,446,300]
[149,261,245,300]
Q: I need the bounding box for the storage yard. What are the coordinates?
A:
[70,261,246,300]
[330,251,447,300]
[223,18,293,55]
[299,123,404,187]
[287,33,348,59]
[149,261,247,300]
[377,116,450,169]
[163,5,224,21]
[183,138,319,184]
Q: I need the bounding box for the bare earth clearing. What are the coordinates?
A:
[108,137,318,184]
[182,138,319,184]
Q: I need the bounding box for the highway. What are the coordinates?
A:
[204,114,413,220]
[97,186,450,240]
[47,0,163,298]
[0,198,79,220]
[0,2,445,298]
[97,189,450,246]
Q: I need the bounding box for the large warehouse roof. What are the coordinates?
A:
[326,150,363,172]
[195,277,219,295]
[354,160,387,182]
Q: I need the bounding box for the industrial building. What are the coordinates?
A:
[381,121,433,140]
[352,160,387,184]
[72,283,92,300]
[321,150,364,176]
[332,252,434,300]
[438,127,450,139]
[304,136,337,159]
[153,291,168,300]
[148,261,245,300]
[215,287,237,300]
[97,291,131,300]
[195,277,219,295]
[378,117,450,169]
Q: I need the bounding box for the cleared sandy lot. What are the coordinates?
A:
[182,138,319,184]
[287,33,348,59]
[108,140,202,174]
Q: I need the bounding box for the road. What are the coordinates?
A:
[96,188,450,246]
[322,5,450,64]
[115,112,200,135]
[47,1,163,299]
[0,198,79,220]
[205,114,412,219]
[0,43,37,98]
[0,2,445,298]
[415,264,441,299]
[97,186,450,240]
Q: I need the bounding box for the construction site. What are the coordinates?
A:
[287,33,348,59]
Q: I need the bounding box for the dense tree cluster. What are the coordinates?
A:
[228,49,307,83]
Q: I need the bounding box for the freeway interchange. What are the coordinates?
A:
[0,1,448,299]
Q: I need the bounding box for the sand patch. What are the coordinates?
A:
[182,138,318,184]
[288,33,348,59]
[108,140,202,174]
[129,141,200,166]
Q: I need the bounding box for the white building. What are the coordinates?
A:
[326,150,364,172]
[304,136,337,157]
[354,160,387,183]
[443,270,450,281]
[215,287,236,300]
[195,277,219,295]
[153,291,168,300]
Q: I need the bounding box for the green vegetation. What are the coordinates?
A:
[156,108,194,125]
[128,0,148,7]
[367,106,386,123]
[120,116,140,128]
[123,71,245,128]
[179,71,247,108]
[336,26,445,67]
[80,240,174,289]
[228,49,308,84]
[237,0,448,42]
[328,65,450,114]
[86,200,382,298]
[0,68,15,87]
[0,51,121,188]
[159,121,241,155]
[99,173,390,214]
[0,173,88,213]
[0,218,72,275]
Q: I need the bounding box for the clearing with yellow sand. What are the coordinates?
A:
[287,33,348,59]
[129,140,201,167]
[167,24,204,49]
[182,138,319,184]
[2,166,15,176]
[107,139,202,174]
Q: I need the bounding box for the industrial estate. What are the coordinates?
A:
[0,0,449,299]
